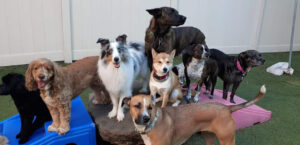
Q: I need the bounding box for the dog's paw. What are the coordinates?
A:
[204,90,210,95]
[108,110,117,118]
[18,137,29,144]
[92,99,100,104]
[230,99,236,104]
[48,125,58,132]
[209,95,214,99]
[16,132,21,138]
[58,127,69,135]
[193,97,199,102]
[117,112,125,122]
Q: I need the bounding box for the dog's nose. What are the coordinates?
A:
[143,116,150,123]
[114,57,119,62]
[163,67,168,73]
[181,16,186,22]
[38,75,45,80]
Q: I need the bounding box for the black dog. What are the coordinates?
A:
[0,73,51,144]
[182,44,218,102]
[209,49,265,103]
[145,7,207,70]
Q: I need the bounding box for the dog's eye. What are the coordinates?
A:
[134,103,141,109]
[148,106,152,110]
[34,67,38,70]
[166,61,170,64]
[158,61,162,64]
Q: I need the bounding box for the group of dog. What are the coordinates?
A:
[0,7,266,145]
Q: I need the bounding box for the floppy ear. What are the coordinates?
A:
[170,49,176,59]
[52,61,65,91]
[151,48,158,58]
[116,34,127,44]
[146,8,162,18]
[25,61,38,91]
[239,51,248,60]
[97,38,110,48]
[122,97,131,106]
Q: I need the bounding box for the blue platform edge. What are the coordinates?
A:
[0,96,97,145]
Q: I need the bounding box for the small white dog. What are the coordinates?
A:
[97,34,149,121]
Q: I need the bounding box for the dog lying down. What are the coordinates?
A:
[0,73,51,144]
[124,85,266,145]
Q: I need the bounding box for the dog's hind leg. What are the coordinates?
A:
[202,131,216,145]
[229,82,240,104]
[209,76,217,99]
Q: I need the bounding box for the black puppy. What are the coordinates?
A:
[182,44,218,102]
[0,73,51,144]
[209,49,265,103]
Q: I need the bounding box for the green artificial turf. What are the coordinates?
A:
[0,52,299,145]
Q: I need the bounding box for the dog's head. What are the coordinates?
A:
[123,94,157,130]
[238,50,265,68]
[146,7,186,27]
[0,73,24,95]
[97,35,129,68]
[25,58,57,91]
[151,49,176,76]
[189,44,210,60]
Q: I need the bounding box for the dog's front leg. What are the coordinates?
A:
[229,82,241,104]
[117,96,125,121]
[46,105,60,132]
[17,115,34,144]
[161,93,169,107]
[108,94,118,118]
[57,102,71,135]
[222,82,230,101]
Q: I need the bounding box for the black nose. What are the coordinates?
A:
[38,75,45,80]
[181,16,186,21]
[114,57,119,62]
[143,116,150,123]
[163,68,168,73]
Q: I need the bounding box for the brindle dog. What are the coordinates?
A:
[145,7,207,70]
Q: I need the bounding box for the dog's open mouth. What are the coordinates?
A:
[113,62,120,68]
[37,80,48,89]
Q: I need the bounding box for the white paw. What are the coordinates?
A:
[48,125,58,132]
[117,112,125,122]
[209,95,214,99]
[58,127,69,135]
[186,94,192,100]
[172,101,180,107]
[108,110,117,118]
[194,93,200,102]
[92,99,99,104]
[204,90,210,95]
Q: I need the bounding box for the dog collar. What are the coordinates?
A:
[153,72,169,82]
[140,111,159,135]
[237,60,246,76]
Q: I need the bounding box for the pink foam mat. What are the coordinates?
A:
[184,84,272,130]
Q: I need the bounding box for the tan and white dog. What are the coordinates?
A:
[124,85,266,145]
[149,49,183,107]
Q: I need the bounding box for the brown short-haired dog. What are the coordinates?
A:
[124,85,266,145]
[25,56,110,135]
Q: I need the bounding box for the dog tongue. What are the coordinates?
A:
[38,81,46,88]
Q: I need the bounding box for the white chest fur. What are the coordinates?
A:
[177,58,205,82]
[141,134,152,145]
[150,77,171,95]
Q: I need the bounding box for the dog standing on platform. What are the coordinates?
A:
[149,49,183,107]
[125,85,266,145]
[97,35,149,121]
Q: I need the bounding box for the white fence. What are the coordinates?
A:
[0,0,299,66]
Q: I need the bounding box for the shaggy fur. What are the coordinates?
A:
[25,56,110,135]
[0,136,9,145]
[0,73,51,144]
[97,34,149,121]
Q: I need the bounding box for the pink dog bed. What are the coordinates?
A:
[184,84,271,130]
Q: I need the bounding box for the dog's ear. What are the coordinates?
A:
[25,61,38,91]
[151,48,158,58]
[146,8,162,18]
[116,34,127,44]
[169,49,176,59]
[122,97,131,106]
[97,38,110,48]
[239,51,248,60]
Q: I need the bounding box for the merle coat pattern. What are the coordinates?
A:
[0,73,51,144]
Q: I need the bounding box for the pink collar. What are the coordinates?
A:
[237,60,245,74]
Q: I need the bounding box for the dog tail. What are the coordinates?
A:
[229,85,266,112]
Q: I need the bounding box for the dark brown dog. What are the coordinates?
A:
[125,85,266,145]
[145,7,207,70]
[208,49,265,103]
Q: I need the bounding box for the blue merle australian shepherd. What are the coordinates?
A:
[97,34,149,121]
